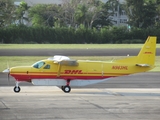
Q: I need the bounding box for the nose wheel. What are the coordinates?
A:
[14,81,21,93]
[14,86,21,93]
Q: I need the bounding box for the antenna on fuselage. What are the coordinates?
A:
[111,57,115,62]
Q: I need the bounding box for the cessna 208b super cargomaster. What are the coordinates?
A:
[3,36,157,93]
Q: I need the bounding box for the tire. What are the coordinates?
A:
[14,86,21,93]
[61,86,64,91]
[63,86,71,93]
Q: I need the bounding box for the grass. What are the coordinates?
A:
[0,56,160,72]
[0,44,160,49]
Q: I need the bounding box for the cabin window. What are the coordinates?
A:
[44,64,50,69]
[32,61,45,69]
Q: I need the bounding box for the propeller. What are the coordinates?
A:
[3,62,10,86]
[7,70,10,85]
[7,62,10,85]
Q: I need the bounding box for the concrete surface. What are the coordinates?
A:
[0,87,160,120]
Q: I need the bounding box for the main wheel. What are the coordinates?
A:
[14,86,21,93]
[63,86,71,93]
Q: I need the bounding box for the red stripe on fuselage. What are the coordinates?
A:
[10,72,128,81]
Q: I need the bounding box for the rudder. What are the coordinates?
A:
[136,36,157,66]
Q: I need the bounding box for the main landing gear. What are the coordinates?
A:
[61,85,71,93]
[61,80,71,93]
[13,82,21,93]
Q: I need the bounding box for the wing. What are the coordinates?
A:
[58,60,79,66]
[48,55,78,66]
[48,55,79,77]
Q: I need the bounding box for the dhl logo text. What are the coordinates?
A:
[64,70,83,74]
[112,66,128,70]
[144,52,152,54]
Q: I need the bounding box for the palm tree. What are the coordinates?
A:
[15,1,29,25]
[74,3,88,26]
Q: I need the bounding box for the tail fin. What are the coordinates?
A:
[115,36,157,67]
[136,36,157,67]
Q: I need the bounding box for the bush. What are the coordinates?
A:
[122,39,143,44]
[0,25,160,44]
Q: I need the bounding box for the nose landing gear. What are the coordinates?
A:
[14,86,21,93]
[14,81,21,93]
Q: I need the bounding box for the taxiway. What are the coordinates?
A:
[0,87,160,120]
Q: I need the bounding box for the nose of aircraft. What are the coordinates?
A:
[3,69,10,73]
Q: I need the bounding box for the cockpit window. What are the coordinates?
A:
[32,61,45,69]
[44,64,50,69]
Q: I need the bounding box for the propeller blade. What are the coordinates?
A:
[3,62,10,85]
[8,73,10,86]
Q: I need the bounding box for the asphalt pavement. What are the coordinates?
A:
[0,48,160,56]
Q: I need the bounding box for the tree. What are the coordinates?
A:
[15,1,29,25]
[92,0,116,28]
[124,0,144,28]
[142,0,157,28]
[28,0,115,28]
[154,0,160,27]
[86,0,108,28]
[74,0,114,28]
[74,3,88,26]
[124,0,157,28]
[0,0,15,27]
[29,4,63,27]
[61,0,81,27]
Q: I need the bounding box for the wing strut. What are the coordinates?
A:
[57,63,62,77]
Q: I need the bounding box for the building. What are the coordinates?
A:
[22,0,62,6]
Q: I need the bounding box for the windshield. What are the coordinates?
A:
[32,61,45,69]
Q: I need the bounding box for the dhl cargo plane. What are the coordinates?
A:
[3,36,157,93]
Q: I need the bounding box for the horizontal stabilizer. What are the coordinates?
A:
[136,64,150,67]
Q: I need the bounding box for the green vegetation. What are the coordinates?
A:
[1,0,160,44]
[0,56,160,72]
[1,0,159,29]
[0,26,160,44]
[0,43,160,49]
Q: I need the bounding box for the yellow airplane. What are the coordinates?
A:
[3,36,157,93]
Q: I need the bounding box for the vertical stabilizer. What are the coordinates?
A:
[136,36,157,66]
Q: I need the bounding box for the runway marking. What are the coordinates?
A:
[0,100,10,110]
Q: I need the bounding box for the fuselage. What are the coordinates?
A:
[9,59,153,84]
